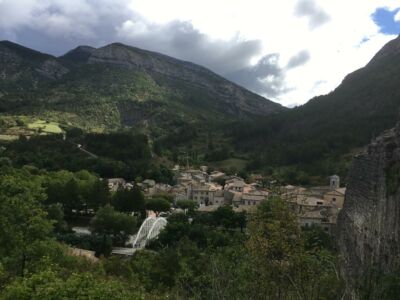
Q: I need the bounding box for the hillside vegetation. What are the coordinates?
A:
[231,35,400,183]
[1,36,400,183]
[0,40,284,135]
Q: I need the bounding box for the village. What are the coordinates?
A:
[107,166,345,234]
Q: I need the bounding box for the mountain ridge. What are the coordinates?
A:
[0,40,286,161]
[0,40,285,118]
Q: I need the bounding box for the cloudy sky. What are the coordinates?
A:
[1,0,399,107]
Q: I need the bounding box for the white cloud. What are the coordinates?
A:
[116,0,400,105]
[294,0,330,29]
[0,0,399,106]
[395,10,400,22]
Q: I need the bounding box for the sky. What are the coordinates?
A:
[0,0,399,107]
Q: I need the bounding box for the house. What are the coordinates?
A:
[190,182,222,206]
[209,171,226,182]
[231,192,243,207]
[107,178,127,192]
[282,175,345,234]
[125,182,134,190]
[323,188,346,208]
[213,190,225,206]
[172,184,191,201]
[140,179,157,195]
[191,184,213,206]
[225,179,246,192]
[176,173,193,185]
[154,183,172,193]
[298,207,338,233]
[281,185,306,201]
[241,189,268,206]
[200,165,208,172]
[142,179,156,188]
[193,173,207,184]
[177,169,209,184]
[225,176,245,183]
[174,191,189,202]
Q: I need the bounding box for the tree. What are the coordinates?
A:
[43,170,74,206]
[62,178,84,216]
[86,179,110,210]
[148,213,190,249]
[246,197,303,298]
[112,187,145,214]
[176,199,197,212]
[302,224,333,251]
[0,157,12,168]
[46,203,68,233]
[2,268,144,299]
[212,206,240,229]
[90,205,137,256]
[0,170,53,277]
[145,198,171,216]
[246,197,342,299]
[152,192,174,203]
[91,205,137,237]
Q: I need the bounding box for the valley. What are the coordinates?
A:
[1,32,400,299]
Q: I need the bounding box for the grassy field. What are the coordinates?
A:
[27,120,63,134]
[0,134,19,141]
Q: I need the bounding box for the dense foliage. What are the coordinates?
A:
[229,46,400,183]
[0,131,175,183]
[1,165,400,298]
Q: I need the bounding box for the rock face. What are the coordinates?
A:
[35,59,69,79]
[337,123,400,298]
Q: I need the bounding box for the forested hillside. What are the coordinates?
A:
[231,35,400,183]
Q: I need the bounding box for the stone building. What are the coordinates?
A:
[107,178,127,192]
[323,187,346,209]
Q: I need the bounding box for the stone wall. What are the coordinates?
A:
[337,124,400,298]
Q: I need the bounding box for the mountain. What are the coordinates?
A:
[233,35,400,180]
[3,36,400,178]
[60,45,96,64]
[0,41,285,135]
[0,41,68,85]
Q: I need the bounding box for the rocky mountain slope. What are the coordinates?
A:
[337,122,400,298]
[0,41,285,133]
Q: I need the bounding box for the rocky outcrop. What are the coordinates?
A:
[36,59,69,79]
[337,124,400,298]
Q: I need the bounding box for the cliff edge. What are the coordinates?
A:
[337,123,400,298]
